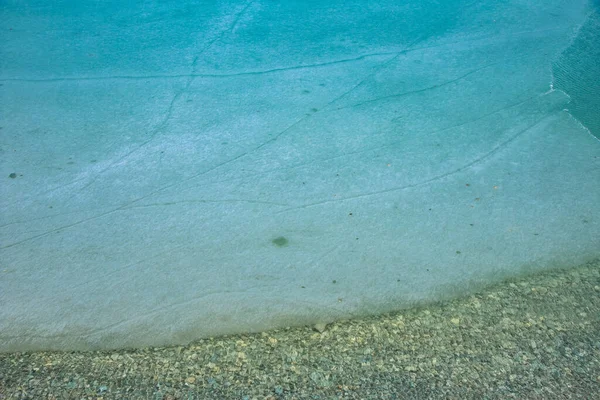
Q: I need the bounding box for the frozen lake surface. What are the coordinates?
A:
[1,0,599,352]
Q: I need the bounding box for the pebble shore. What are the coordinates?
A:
[1,259,599,399]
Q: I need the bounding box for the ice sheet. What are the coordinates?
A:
[1,0,599,352]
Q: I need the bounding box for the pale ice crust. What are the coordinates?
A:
[0,0,599,352]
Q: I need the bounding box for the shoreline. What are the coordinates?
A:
[1,258,599,399]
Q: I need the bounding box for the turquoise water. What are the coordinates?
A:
[1,0,599,352]
[553,8,600,138]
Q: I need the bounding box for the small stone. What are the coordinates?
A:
[185,376,196,384]
[9,172,17,179]
[314,323,327,333]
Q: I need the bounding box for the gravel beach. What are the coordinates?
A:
[1,259,599,400]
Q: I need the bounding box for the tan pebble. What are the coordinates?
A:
[185,376,196,384]
[314,323,327,333]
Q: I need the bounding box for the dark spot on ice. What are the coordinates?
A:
[272,236,288,247]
